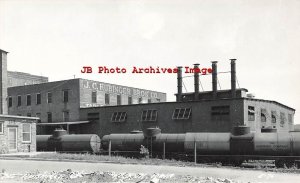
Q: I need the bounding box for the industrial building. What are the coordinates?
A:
[7,71,48,87]
[0,49,38,153]
[79,60,295,138]
[7,77,166,134]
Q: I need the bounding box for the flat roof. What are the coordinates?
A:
[37,121,90,126]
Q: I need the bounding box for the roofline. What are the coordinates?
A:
[80,97,295,111]
[0,114,39,121]
[0,49,9,53]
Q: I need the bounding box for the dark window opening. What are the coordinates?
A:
[271,111,277,124]
[47,92,52,103]
[111,112,127,122]
[26,94,31,106]
[261,109,266,123]
[117,95,121,105]
[36,93,41,105]
[87,113,99,121]
[128,96,132,105]
[17,96,22,106]
[172,108,192,120]
[63,111,69,122]
[105,93,110,105]
[47,112,52,123]
[8,97,12,107]
[141,109,158,122]
[248,106,255,121]
[211,106,230,121]
[63,90,69,103]
[92,91,97,103]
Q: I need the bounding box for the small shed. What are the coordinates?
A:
[0,114,38,153]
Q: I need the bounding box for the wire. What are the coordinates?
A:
[236,76,240,88]
[199,77,204,91]
[217,77,222,90]
[182,81,188,92]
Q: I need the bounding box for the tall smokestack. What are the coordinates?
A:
[0,49,8,114]
[211,61,218,100]
[194,63,200,100]
[176,66,182,102]
[230,59,236,98]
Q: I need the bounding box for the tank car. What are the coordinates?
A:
[37,129,101,153]
[102,127,300,167]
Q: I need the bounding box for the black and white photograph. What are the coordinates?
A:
[0,0,300,182]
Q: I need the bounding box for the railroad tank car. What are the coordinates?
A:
[37,129,101,153]
[102,127,300,167]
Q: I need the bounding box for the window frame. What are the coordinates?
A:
[47,92,52,103]
[63,111,70,122]
[22,123,31,143]
[248,106,255,121]
[26,94,31,106]
[63,90,69,103]
[92,91,97,103]
[8,96,12,107]
[172,108,192,120]
[0,121,3,134]
[105,93,110,105]
[36,93,41,105]
[111,112,127,122]
[141,109,158,122]
[47,112,52,123]
[17,95,22,106]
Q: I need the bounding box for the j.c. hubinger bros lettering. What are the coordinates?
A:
[81,66,212,75]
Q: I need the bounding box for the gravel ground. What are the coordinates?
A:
[0,169,241,183]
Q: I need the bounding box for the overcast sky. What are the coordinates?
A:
[1,0,299,124]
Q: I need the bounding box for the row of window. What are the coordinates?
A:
[87,108,193,123]
[8,90,68,107]
[9,91,159,107]
[247,106,293,127]
[19,111,70,123]
[0,122,31,142]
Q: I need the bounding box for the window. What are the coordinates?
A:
[117,95,121,105]
[36,93,41,105]
[128,96,132,105]
[156,98,161,102]
[288,114,293,124]
[27,113,31,117]
[172,108,192,120]
[63,90,69,103]
[0,122,3,134]
[36,113,41,123]
[26,94,31,106]
[8,97,12,107]
[105,93,110,105]
[63,111,69,122]
[148,99,151,103]
[87,113,99,121]
[280,112,286,127]
[261,109,266,122]
[111,112,127,122]
[92,91,97,103]
[248,106,255,121]
[47,112,52,122]
[17,95,22,106]
[211,106,230,121]
[22,123,31,142]
[47,92,52,103]
[141,109,158,122]
[139,97,143,104]
[271,111,277,124]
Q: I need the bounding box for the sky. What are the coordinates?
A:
[0,0,300,124]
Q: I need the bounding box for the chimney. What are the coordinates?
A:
[176,66,182,102]
[211,61,218,99]
[230,59,236,98]
[0,49,8,114]
[194,63,200,100]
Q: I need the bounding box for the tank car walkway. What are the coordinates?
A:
[0,159,300,183]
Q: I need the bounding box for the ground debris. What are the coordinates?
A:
[0,169,247,183]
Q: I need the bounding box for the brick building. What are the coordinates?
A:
[0,49,38,153]
[7,71,48,87]
[7,77,166,134]
[79,60,295,138]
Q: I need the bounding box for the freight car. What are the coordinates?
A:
[37,129,101,153]
[101,127,300,168]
